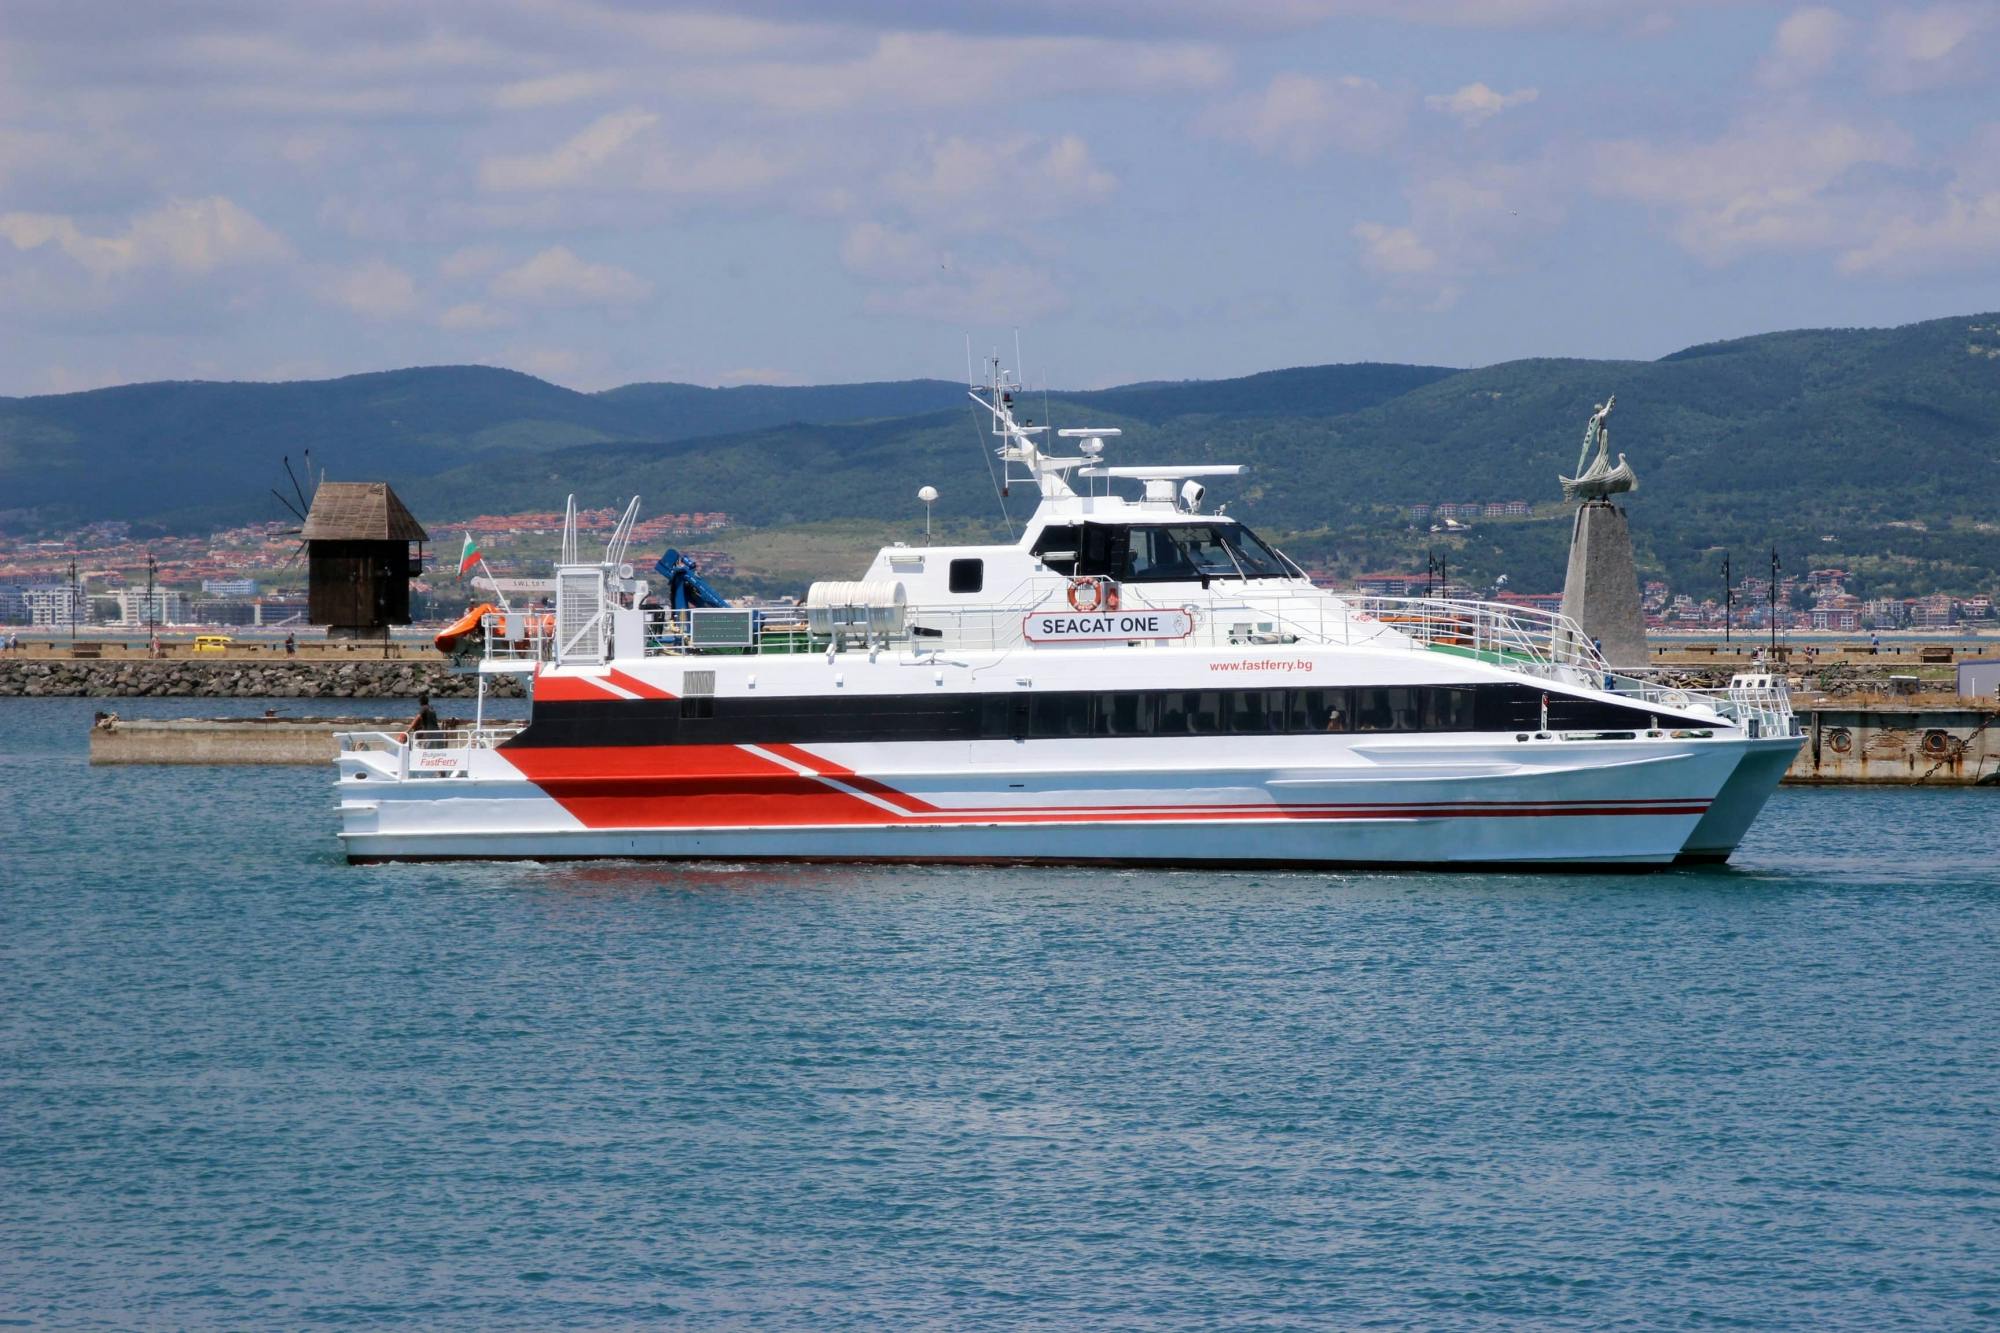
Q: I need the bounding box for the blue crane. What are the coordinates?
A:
[652,548,731,611]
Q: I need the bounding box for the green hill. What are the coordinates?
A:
[3,315,1997,598]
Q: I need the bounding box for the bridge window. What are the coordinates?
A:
[949,559,984,594]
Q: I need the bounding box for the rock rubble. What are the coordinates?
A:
[0,659,524,699]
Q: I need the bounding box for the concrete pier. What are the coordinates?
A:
[1789,705,1999,785]
[88,716,406,765]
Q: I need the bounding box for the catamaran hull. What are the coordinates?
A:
[338,733,1798,868]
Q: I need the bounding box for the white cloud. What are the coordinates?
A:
[839,221,1066,324]
[1201,73,1407,163]
[511,346,584,383]
[1351,221,1439,274]
[320,258,419,319]
[1840,192,2000,275]
[670,31,1228,116]
[1424,82,1539,126]
[489,245,652,306]
[1589,117,1914,263]
[480,108,660,191]
[1347,159,1564,308]
[1838,127,2000,275]
[477,107,791,198]
[1756,7,1850,88]
[1872,4,1998,93]
[439,244,506,280]
[840,222,944,283]
[886,135,1116,223]
[491,71,626,111]
[438,301,516,331]
[0,197,288,278]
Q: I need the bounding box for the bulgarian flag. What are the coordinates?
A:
[457,531,482,578]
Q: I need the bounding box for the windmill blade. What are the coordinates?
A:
[283,455,311,515]
[271,488,306,522]
[280,539,307,570]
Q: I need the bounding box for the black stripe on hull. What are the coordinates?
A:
[504,683,1723,749]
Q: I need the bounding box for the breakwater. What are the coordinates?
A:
[0,658,522,699]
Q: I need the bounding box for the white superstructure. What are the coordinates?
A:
[334,362,1802,867]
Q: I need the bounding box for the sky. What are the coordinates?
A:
[3,0,1999,396]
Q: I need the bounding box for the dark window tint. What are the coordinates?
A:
[1187,691,1224,734]
[1353,687,1419,732]
[1096,691,1156,736]
[948,558,984,594]
[1157,691,1192,734]
[1030,692,1092,738]
[1030,525,1080,575]
[1289,688,1351,732]
[1228,690,1281,733]
[1425,686,1476,731]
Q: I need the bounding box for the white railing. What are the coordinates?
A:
[337,725,525,779]
[477,611,555,663]
[453,586,1796,734]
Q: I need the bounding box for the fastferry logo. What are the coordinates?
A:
[1024,609,1195,642]
[1210,658,1316,673]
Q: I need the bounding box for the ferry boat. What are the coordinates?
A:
[334,365,1803,867]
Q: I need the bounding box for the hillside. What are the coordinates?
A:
[0,362,1453,531]
[3,315,1997,596]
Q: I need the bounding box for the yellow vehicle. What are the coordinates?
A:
[191,635,234,654]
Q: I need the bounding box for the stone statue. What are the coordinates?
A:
[1560,393,1637,502]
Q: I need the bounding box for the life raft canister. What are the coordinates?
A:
[1067,577,1121,613]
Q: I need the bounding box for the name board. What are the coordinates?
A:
[412,748,468,771]
[1024,609,1194,642]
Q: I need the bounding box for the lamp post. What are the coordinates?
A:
[1769,546,1781,656]
[145,551,158,653]
[1722,554,1732,645]
[67,558,78,650]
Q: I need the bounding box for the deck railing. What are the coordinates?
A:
[337,724,526,777]
[458,589,1794,733]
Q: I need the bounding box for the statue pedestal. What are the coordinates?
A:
[1559,500,1648,671]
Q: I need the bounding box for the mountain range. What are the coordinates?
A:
[3,314,1997,597]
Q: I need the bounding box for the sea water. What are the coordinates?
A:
[2,697,1995,1328]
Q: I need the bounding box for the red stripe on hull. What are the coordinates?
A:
[500,744,1708,831]
[504,742,896,827]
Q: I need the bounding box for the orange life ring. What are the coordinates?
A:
[1068,578,1103,612]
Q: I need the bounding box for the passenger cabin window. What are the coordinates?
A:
[1030,521,1294,583]
[948,558,984,594]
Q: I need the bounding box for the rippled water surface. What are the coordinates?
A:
[3,697,1997,1328]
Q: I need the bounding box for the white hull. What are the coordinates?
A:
[338,732,1800,868]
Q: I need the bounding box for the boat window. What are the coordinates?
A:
[949,558,984,594]
[1030,525,1080,575]
[1353,687,1420,732]
[1095,691,1156,736]
[1289,688,1351,732]
[1425,687,1476,731]
[1156,691,1192,734]
[1120,524,1293,583]
[1228,690,1282,734]
[1030,692,1092,738]
[1186,691,1225,734]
